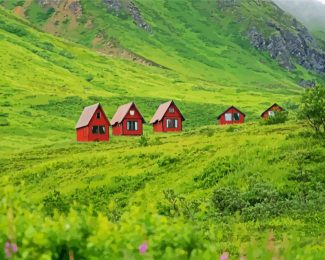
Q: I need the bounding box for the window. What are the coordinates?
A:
[225,113,232,121]
[96,112,100,119]
[234,113,240,121]
[130,110,135,116]
[167,119,178,128]
[92,126,99,134]
[99,126,106,134]
[268,111,275,117]
[127,121,138,131]
[169,107,175,113]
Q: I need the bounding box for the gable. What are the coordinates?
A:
[111,102,145,125]
[150,101,185,124]
[88,107,110,126]
[217,106,245,119]
[261,103,284,116]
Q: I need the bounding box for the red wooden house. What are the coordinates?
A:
[75,103,110,142]
[111,102,145,136]
[150,100,185,132]
[261,103,284,119]
[217,106,246,125]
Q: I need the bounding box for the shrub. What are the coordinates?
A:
[194,157,239,188]
[299,85,325,134]
[85,74,94,82]
[138,135,148,147]
[0,22,27,37]
[211,187,247,214]
[262,111,288,125]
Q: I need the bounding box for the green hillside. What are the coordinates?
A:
[1,0,323,84]
[0,5,302,153]
[0,2,325,259]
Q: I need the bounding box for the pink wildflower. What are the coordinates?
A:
[139,242,148,254]
[220,251,229,260]
[4,241,18,259]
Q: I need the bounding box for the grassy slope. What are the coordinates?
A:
[2,0,322,86]
[1,4,325,258]
[0,6,301,153]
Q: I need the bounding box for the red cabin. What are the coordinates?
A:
[111,102,145,136]
[150,100,185,132]
[261,103,284,119]
[75,103,110,142]
[217,106,246,125]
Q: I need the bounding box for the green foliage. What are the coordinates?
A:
[262,111,289,125]
[194,157,239,188]
[0,3,324,258]
[299,85,325,133]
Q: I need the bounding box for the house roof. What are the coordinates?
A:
[111,102,146,125]
[217,105,246,119]
[260,103,284,116]
[76,103,109,129]
[149,100,185,124]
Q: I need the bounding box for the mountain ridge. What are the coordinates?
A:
[1,0,324,83]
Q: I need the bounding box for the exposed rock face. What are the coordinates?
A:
[103,0,122,13]
[127,1,151,32]
[38,0,63,8]
[38,0,82,16]
[299,79,316,89]
[217,0,325,73]
[246,21,325,73]
[103,0,151,32]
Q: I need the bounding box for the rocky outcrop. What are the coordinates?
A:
[299,79,316,89]
[103,0,151,32]
[127,1,151,32]
[217,0,325,73]
[103,0,122,13]
[38,0,82,16]
[38,0,62,8]
[246,21,325,73]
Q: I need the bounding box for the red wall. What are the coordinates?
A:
[153,121,163,132]
[261,105,283,119]
[218,107,245,125]
[153,103,183,132]
[76,107,110,142]
[112,104,144,136]
[112,123,123,135]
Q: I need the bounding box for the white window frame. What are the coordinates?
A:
[268,111,275,117]
[166,119,177,128]
[225,113,232,121]
[169,107,175,113]
[234,113,240,121]
[130,110,135,116]
[127,121,138,131]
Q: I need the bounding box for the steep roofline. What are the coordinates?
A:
[217,105,246,119]
[149,100,185,124]
[260,103,284,117]
[75,103,110,129]
[111,102,146,126]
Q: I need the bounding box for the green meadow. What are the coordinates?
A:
[0,3,325,260]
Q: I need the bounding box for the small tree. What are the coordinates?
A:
[299,85,325,134]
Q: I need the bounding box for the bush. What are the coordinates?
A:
[299,85,325,134]
[211,187,247,214]
[262,111,288,125]
[194,157,239,188]
[0,22,27,37]
[138,135,148,147]
[85,74,94,82]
